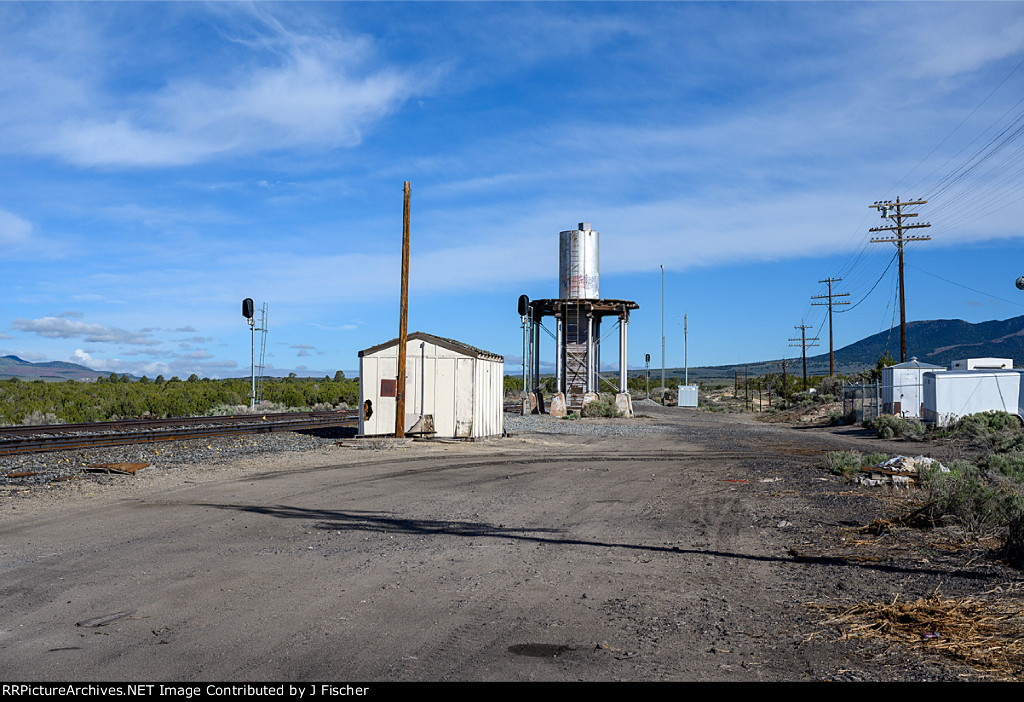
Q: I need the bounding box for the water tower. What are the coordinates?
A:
[522,223,638,416]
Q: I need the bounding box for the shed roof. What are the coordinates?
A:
[889,356,943,370]
[358,331,504,361]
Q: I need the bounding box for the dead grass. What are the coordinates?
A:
[806,592,1024,679]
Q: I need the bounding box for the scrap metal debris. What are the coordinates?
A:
[82,463,150,475]
[858,455,948,488]
[856,502,937,535]
[806,594,1024,679]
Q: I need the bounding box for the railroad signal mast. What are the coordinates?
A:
[645,353,651,399]
[242,298,268,410]
[869,197,931,363]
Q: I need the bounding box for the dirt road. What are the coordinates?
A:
[1,407,1018,681]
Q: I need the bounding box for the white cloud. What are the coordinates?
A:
[1,6,431,168]
[0,208,33,247]
[68,348,240,378]
[903,10,1024,80]
[12,316,161,346]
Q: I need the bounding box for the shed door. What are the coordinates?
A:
[454,357,474,438]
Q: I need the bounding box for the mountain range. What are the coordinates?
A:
[6,314,1024,382]
[653,315,1024,381]
[0,355,104,381]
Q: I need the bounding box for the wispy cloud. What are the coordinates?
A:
[0,5,433,168]
[0,207,32,247]
[12,316,161,346]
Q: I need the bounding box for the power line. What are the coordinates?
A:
[906,263,1024,309]
[838,251,898,314]
[899,55,1024,198]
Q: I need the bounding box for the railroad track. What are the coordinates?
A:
[0,410,359,456]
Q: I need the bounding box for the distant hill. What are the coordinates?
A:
[643,315,1024,381]
[0,355,103,381]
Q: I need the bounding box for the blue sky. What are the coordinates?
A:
[2,1,1024,379]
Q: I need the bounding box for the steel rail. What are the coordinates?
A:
[0,410,355,438]
[0,413,359,456]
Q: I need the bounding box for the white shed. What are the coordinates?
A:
[881,357,943,418]
[358,332,504,439]
[951,357,1013,370]
[922,369,1024,427]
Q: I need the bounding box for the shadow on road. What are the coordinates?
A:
[199,502,999,582]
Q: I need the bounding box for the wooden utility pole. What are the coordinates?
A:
[789,325,819,392]
[745,366,753,415]
[811,277,850,376]
[396,182,411,438]
[869,197,931,363]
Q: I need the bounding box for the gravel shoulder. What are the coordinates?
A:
[1,407,1021,681]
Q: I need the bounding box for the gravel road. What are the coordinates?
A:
[1,406,1021,681]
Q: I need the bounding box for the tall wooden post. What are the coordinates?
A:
[811,277,849,376]
[396,182,411,437]
[869,197,930,363]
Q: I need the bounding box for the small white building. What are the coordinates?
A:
[881,357,943,418]
[922,369,1024,427]
[951,357,1013,370]
[358,332,504,439]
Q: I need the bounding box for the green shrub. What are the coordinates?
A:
[949,411,1022,439]
[862,452,890,467]
[582,396,623,418]
[824,450,890,478]
[977,451,1024,483]
[0,374,360,423]
[825,451,863,477]
[864,414,926,440]
[921,460,1024,535]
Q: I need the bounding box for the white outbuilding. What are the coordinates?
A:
[881,357,943,418]
[951,357,1013,370]
[358,332,504,439]
[922,369,1024,427]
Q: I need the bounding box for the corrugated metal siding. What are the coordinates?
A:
[359,337,503,438]
[473,357,503,438]
[454,357,474,437]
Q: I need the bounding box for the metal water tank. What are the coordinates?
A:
[558,223,600,299]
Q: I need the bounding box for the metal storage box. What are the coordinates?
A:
[677,385,699,408]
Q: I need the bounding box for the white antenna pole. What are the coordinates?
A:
[660,265,665,405]
[250,316,255,410]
